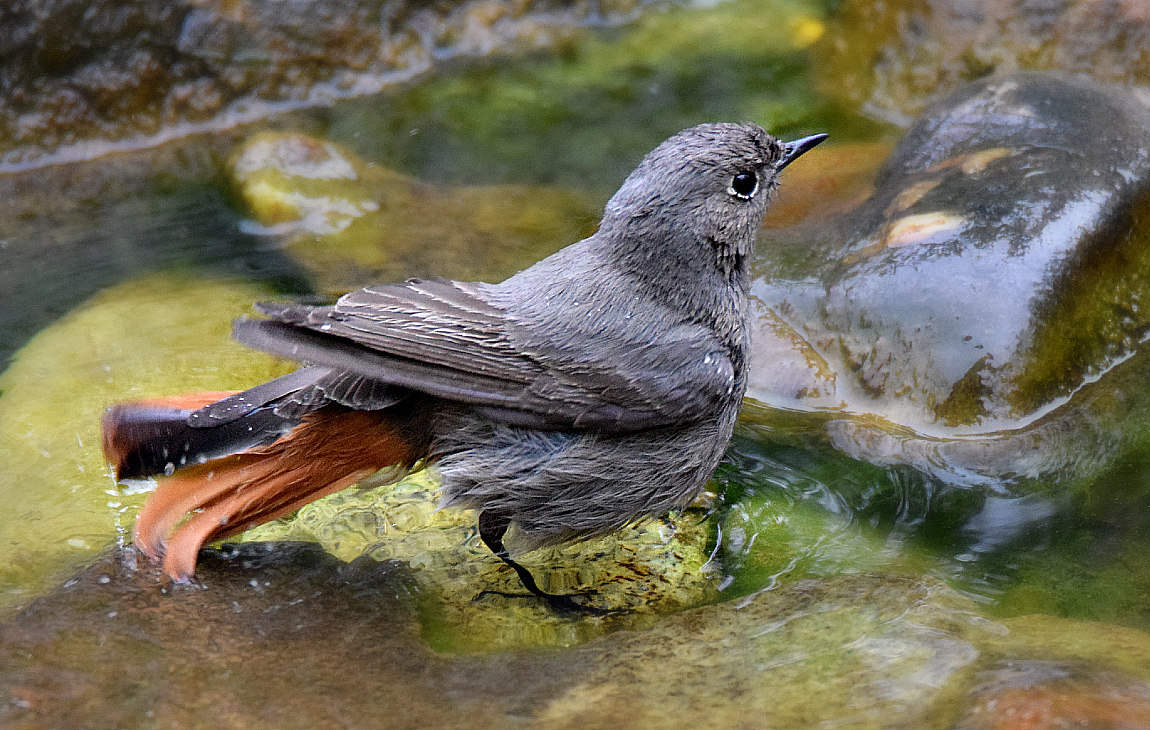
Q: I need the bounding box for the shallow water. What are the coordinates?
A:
[2,0,1149,726]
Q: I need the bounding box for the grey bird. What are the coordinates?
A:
[101,123,826,611]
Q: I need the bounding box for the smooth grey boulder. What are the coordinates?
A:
[752,72,1150,437]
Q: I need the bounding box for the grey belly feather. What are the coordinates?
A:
[432,407,736,551]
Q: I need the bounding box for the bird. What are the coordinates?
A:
[102,123,826,612]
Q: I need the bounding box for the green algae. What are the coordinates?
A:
[1006,195,1150,419]
[0,273,290,614]
[228,131,600,294]
[994,614,1150,681]
[991,503,1150,633]
[241,472,720,652]
[535,574,994,729]
[325,0,847,192]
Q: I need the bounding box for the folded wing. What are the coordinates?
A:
[235,277,736,431]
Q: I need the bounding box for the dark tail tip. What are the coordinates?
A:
[102,404,194,480]
[102,398,296,481]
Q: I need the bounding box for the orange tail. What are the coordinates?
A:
[107,399,425,581]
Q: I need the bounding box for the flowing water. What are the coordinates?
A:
[2,0,1149,726]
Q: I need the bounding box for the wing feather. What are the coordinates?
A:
[236,277,737,432]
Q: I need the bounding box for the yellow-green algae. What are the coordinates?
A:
[325,0,846,192]
[229,131,601,294]
[537,574,992,728]
[993,614,1150,681]
[538,578,1150,728]
[0,273,290,613]
[241,472,720,652]
[990,514,1150,633]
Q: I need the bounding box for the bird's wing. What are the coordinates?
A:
[234,277,735,431]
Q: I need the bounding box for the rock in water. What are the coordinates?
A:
[755,71,1150,435]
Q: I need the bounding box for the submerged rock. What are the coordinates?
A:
[955,660,1150,730]
[240,472,720,652]
[0,141,313,364]
[228,131,600,293]
[752,72,1150,436]
[3,549,1148,729]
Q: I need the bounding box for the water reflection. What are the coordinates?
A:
[0,150,311,364]
[726,380,1150,630]
[959,494,1058,559]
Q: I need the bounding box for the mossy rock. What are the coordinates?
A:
[228,130,601,294]
[0,273,289,614]
[242,471,720,652]
[812,0,1150,126]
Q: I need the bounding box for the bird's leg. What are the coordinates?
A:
[477,510,606,615]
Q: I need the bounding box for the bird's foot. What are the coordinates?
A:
[475,587,612,616]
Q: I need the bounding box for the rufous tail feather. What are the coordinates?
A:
[104,398,421,581]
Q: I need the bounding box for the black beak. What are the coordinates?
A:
[777,133,828,171]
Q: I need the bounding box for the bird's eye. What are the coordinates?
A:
[728,171,758,200]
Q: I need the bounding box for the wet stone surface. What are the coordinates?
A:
[4,546,1148,729]
[227,131,600,294]
[0,544,576,729]
[0,0,656,171]
[955,661,1150,730]
[751,71,1150,435]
